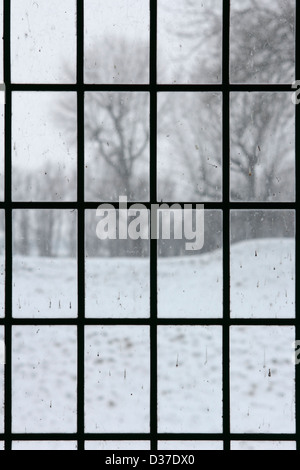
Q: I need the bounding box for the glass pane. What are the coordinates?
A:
[230,0,295,84]
[231,210,295,319]
[12,441,78,450]
[0,0,3,82]
[0,103,4,201]
[85,441,150,451]
[158,210,222,318]
[158,0,222,84]
[12,92,77,202]
[0,326,3,433]
[84,0,149,84]
[158,326,222,433]
[85,92,149,202]
[13,209,77,318]
[12,326,77,433]
[85,326,150,432]
[231,441,296,451]
[231,326,295,433]
[85,209,149,319]
[158,93,222,202]
[11,0,76,83]
[230,93,295,202]
[0,442,3,450]
[0,211,4,317]
[158,442,223,451]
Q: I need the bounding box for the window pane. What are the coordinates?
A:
[11,0,76,83]
[158,210,222,318]
[84,0,149,84]
[85,326,150,433]
[0,103,4,201]
[0,0,3,82]
[12,92,77,202]
[230,0,295,84]
[231,326,295,433]
[230,93,295,202]
[86,209,149,319]
[0,326,3,433]
[13,209,77,318]
[158,326,222,433]
[85,441,150,451]
[231,210,295,319]
[158,0,222,84]
[12,326,77,433]
[85,92,149,202]
[158,441,223,451]
[231,441,296,451]
[0,211,4,317]
[12,441,78,450]
[158,93,222,202]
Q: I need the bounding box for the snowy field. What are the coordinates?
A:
[6,238,295,320]
[0,238,297,450]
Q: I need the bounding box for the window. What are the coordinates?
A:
[0,0,298,451]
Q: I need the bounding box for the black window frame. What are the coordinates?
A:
[0,0,299,451]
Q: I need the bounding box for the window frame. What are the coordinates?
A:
[0,0,299,451]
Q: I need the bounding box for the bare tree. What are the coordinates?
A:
[56,38,150,203]
[166,0,295,204]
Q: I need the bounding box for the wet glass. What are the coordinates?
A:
[0,0,3,82]
[230,93,295,202]
[158,93,222,202]
[85,209,149,319]
[231,441,296,451]
[85,92,149,202]
[12,92,77,202]
[0,326,3,433]
[12,442,78,450]
[0,103,4,202]
[231,326,295,433]
[85,326,150,433]
[231,210,295,319]
[230,0,295,84]
[158,0,222,84]
[158,210,222,318]
[13,209,77,318]
[158,326,222,433]
[85,0,149,84]
[0,211,4,317]
[12,326,77,433]
[85,441,150,451]
[158,442,223,450]
[11,0,76,83]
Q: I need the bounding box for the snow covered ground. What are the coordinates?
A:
[0,238,297,450]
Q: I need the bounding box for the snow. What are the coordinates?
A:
[11,441,78,451]
[231,238,295,318]
[231,441,296,451]
[230,326,295,434]
[158,441,223,451]
[12,326,77,433]
[13,256,77,318]
[86,257,149,318]
[158,248,222,318]
[158,326,223,433]
[0,238,297,448]
[85,441,150,451]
